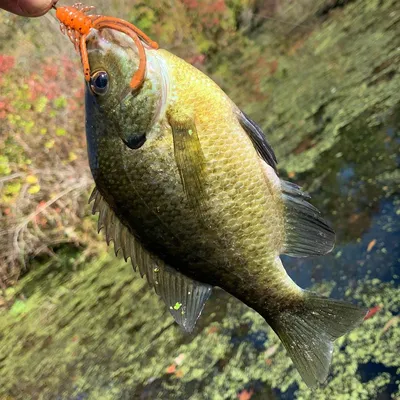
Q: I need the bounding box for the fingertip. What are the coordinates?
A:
[2,0,58,17]
[23,0,58,17]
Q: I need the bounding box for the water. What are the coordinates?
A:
[284,108,400,295]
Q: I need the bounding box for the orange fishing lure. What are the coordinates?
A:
[54,2,159,90]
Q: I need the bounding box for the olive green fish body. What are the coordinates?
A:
[82,28,367,388]
[161,50,296,310]
[87,39,293,313]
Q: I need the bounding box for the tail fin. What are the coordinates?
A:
[269,291,367,388]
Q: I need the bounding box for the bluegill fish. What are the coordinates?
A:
[56,4,367,388]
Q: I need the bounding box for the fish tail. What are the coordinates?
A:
[268,291,367,388]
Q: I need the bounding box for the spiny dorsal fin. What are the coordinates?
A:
[280,180,335,257]
[236,110,278,171]
[89,187,212,332]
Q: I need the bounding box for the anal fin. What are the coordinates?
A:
[90,187,212,332]
[154,265,212,332]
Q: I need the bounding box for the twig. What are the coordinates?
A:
[12,178,90,255]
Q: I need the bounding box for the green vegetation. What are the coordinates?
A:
[0,251,399,399]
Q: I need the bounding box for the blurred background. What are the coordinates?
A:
[0,0,399,399]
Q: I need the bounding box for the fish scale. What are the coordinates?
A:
[168,83,278,268]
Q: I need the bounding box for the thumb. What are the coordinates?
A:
[0,0,57,17]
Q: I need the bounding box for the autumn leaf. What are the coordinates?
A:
[175,369,184,378]
[364,305,381,320]
[207,326,219,334]
[166,363,176,374]
[174,353,185,366]
[28,185,41,195]
[382,316,399,333]
[238,389,254,400]
[25,175,38,184]
[367,239,376,252]
[349,213,360,223]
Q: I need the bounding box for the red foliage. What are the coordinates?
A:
[268,59,279,75]
[43,64,59,80]
[364,305,382,320]
[0,54,15,74]
[188,53,206,66]
[181,0,227,28]
[182,0,199,9]
[0,99,13,119]
[27,75,57,100]
[61,56,79,80]
[207,325,219,334]
[166,363,177,374]
[21,57,83,103]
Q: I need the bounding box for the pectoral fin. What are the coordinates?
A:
[167,107,207,209]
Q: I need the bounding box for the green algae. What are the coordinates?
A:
[173,302,182,311]
[224,0,400,175]
[1,253,399,399]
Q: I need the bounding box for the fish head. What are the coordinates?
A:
[85,28,138,108]
[84,28,166,151]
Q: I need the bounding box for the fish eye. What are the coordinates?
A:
[90,71,109,95]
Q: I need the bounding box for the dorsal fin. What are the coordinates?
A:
[90,187,212,332]
[280,180,335,257]
[236,110,278,171]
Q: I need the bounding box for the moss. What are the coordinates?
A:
[225,0,400,175]
[0,250,399,400]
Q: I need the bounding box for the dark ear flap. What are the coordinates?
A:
[236,110,278,172]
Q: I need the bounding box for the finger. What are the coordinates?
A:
[0,0,57,17]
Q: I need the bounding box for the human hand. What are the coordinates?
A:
[0,0,57,17]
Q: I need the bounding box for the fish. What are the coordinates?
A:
[55,4,368,388]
